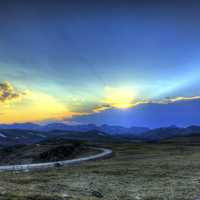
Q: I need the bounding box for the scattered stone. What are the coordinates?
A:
[24,168,30,172]
[92,191,103,198]
[135,195,141,200]
[0,190,6,196]
[62,193,70,199]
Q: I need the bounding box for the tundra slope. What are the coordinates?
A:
[0,147,112,172]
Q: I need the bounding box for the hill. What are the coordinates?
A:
[0,129,117,146]
[140,125,200,141]
[0,139,97,165]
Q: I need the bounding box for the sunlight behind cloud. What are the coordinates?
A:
[103,86,136,109]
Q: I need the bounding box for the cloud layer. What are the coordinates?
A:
[72,96,200,128]
[92,96,200,113]
[1,81,200,127]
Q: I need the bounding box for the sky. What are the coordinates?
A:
[1,1,200,127]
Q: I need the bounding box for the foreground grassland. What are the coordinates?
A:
[0,138,200,200]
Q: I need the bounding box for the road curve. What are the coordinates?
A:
[0,147,112,172]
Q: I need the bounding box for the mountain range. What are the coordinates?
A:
[1,123,200,146]
[0,123,149,135]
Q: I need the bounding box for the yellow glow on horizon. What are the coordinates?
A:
[103,86,136,109]
[0,83,138,123]
[0,91,74,123]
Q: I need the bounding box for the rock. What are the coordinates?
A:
[24,168,30,172]
[92,191,103,198]
[62,193,70,199]
[0,190,6,196]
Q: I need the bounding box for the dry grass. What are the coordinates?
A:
[0,140,200,200]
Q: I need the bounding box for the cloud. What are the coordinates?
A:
[91,86,200,113]
[1,80,200,125]
[165,96,200,102]
[93,104,112,113]
[91,95,200,113]
[72,96,200,128]
[132,96,200,106]
[0,81,26,103]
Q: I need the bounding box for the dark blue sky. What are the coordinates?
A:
[0,1,200,126]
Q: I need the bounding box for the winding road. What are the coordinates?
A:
[0,147,112,172]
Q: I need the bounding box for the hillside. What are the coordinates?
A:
[1,135,200,199]
[140,125,200,141]
[0,129,116,147]
[0,139,97,165]
[0,129,47,146]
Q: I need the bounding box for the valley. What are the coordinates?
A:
[0,132,200,199]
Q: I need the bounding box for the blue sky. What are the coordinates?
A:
[0,1,200,127]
